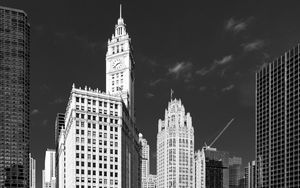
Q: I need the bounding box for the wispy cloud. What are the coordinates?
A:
[168,62,194,82]
[225,18,248,33]
[42,119,48,126]
[196,55,233,76]
[149,78,163,87]
[242,40,265,52]
[222,84,235,92]
[199,86,207,92]
[55,31,103,52]
[168,62,193,77]
[215,55,233,65]
[145,92,155,98]
[50,97,65,105]
[31,109,39,115]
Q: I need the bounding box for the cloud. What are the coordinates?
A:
[242,40,265,52]
[55,31,103,52]
[42,120,48,126]
[225,18,248,33]
[31,109,39,115]
[222,84,235,92]
[196,68,210,76]
[50,97,65,104]
[168,62,193,77]
[214,55,233,65]
[199,86,207,91]
[145,93,155,98]
[196,55,233,76]
[149,78,163,87]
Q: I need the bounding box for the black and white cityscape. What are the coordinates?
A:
[1,1,300,188]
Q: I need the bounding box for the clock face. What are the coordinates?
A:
[110,58,124,71]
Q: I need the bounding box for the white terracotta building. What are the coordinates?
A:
[157,98,195,188]
[58,5,140,188]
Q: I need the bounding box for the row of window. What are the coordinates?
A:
[75,113,119,124]
[75,97,119,109]
[76,121,118,132]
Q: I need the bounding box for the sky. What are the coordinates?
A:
[2,0,300,187]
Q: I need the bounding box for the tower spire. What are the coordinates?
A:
[120,4,122,19]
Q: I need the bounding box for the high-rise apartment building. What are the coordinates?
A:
[195,149,206,188]
[157,98,195,188]
[58,6,140,188]
[29,154,36,188]
[42,149,56,188]
[245,161,256,188]
[229,156,242,188]
[0,6,30,187]
[256,44,300,187]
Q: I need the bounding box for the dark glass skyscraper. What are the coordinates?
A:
[256,44,300,187]
[0,6,30,187]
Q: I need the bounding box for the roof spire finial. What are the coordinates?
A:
[120,4,122,18]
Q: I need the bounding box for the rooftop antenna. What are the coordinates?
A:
[120,4,122,18]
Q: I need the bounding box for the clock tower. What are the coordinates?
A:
[106,5,135,119]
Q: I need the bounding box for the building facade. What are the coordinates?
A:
[195,149,206,188]
[157,98,194,188]
[256,44,300,187]
[54,113,65,188]
[0,6,30,188]
[244,161,255,188]
[29,154,36,188]
[204,147,229,188]
[139,133,150,179]
[43,149,56,188]
[139,133,157,188]
[229,157,242,188]
[58,6,140,188]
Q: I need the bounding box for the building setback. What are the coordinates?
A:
[157,98,195,188]
[256,44,300,187]
[0,6,30,188]
[58,6,140,188]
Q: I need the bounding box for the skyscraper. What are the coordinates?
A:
[139,133,157,188]
[29,154,36,188]
[204,147,229,188]
[0,6,30,188]
[229,156,242,188]
[195,149,206,188]
[244,161,255,188]
[157,98,194,188]
[54,113,64,188]
[55,113,65,148]
[139,134,150,179]
[256,44,300,187]
[58,5,140,188]
[42,149,56,188]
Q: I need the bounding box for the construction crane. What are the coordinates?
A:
[204,118,235,149]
